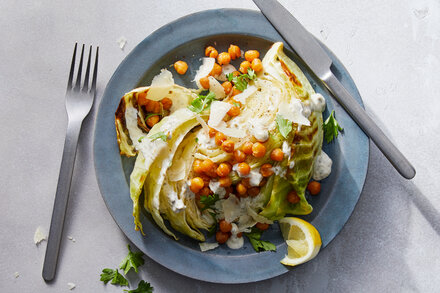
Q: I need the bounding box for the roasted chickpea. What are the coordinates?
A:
[137,91,149,106]
[219,220,232,233]
[239,60,251,74]
[200,174,211,187]
[146,100,161,113]
[193,159,204,174]
[216,231,229,244]
[208,127,217,138]
[251,58,263,72]
[215,132,226,146]
[242,141,254,155]
[222,81,232,95]
[232,71,241,77]
[252,142,266,158]
[233,149,246,163]
[217,52,231,65]
[205,46,216,57]
[231,87,242,96]
[227,105,240,117]
[236,232,243,238]
[256,222,269,230]
[210,63,222,77]
[201,159,218,178]
[241,178,252,188]
[199,76,210,89]
[199,186,212,197]
[217,163,232,177]
[236,183,248,196]
[174,60,188,75]
[245,50,260,62]
[237,162,251,176]
[146,115,160,127]
[270,148,284,162]
[160,97,173,110]
[209,49,218,58]
[248,187,260,197]
[228,44,241,60]
[287,190,300,204]
[190,177,204,193]
[222,140,235,153]
[260,163,274,177]
[219,176,232,187]
[307,181,321,195]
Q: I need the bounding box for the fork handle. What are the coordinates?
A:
[43,120,82,281]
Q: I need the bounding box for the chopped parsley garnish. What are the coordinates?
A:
[188,91,216,113]
[200,193,220,211]
[149,131,168,142]
[276,115,293,139]
[124,280,154,293]
[119,244,145,274]
[100,268,129,286]
[245,227,277,252]
[323,110,343,143]
[226,69,257,91]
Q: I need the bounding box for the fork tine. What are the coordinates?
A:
[67,43,77,90]
[74,44,85,89]
[82,45,92,92]
[91,46,99,93]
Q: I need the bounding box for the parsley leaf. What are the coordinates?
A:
[200,193,219,211]
[100,268,129,287]
[323,110,343,143]
[124,280,154,293]
[226,73,234,82]
[188,91,216,114]
[245,227,277,252]
[119,244,145,274]
[149,131,168,142]
[276,115,293,139]
[138,136,145,143]
[230,70,257,91]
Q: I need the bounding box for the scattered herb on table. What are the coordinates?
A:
[119,244,145,274]
[100,268,129,287]
[124,280,154,293]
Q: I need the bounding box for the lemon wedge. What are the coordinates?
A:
[279,217,322,266]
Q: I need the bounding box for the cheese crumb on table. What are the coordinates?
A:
[33,226,47,245]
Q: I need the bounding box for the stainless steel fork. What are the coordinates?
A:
[43,43,99,282]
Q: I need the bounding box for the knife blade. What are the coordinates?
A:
[253,0,415,179]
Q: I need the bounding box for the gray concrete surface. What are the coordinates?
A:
[1,0,439,292]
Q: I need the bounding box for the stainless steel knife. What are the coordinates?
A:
[253,0,415,179]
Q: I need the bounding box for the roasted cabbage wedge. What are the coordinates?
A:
[114,42,325,242]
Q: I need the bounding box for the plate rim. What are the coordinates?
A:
[93,8,369,284]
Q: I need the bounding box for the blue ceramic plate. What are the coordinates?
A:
[94,9,368,284]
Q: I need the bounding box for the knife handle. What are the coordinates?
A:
[324,73,415,179]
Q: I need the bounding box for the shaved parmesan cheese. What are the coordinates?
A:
[194,114,210,135]
[208,101,232,127]
[146,69,175,100]
[14,272,19,278]
[246,203,273,224]
[212,122,246,138]
[34,226,47,245]
[278,98,311,126]
[209,180,226,198]
[217,64,237,81]
[67,282,76,290]
[233,85,257,104]
[194,58,215,88]
[199,242,219,252]
[222,195,242,223]
[208,76,226,99]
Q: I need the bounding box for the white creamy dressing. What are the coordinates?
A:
[272,165,286,178]
[248,118,270,142]
[232,164,263,186]
[196,128,217,149]
[226,223,244,249]
[310,93,326,112]
[209,180,226,198]
[168,189,186,212]
[313,151,332,180]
